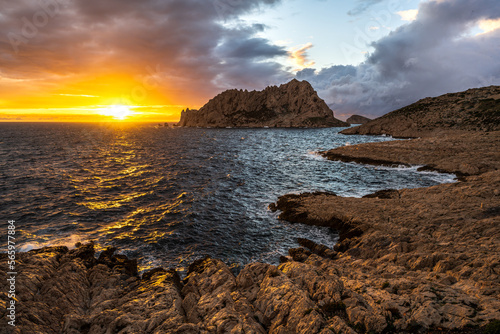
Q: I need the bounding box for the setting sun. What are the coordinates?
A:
[101,105,134,120]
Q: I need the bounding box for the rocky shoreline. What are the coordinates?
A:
[270,130,500,333]
[1,130,499,333]
[321,131,500,181]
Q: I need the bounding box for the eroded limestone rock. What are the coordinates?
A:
[178,79,348,128]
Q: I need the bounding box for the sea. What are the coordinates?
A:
[0,123,456,275]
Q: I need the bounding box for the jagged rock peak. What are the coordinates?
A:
[177,79,348,128]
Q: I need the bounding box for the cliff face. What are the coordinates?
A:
[346,114,372,125]
[178,79,348,128]
[342,86,500,137]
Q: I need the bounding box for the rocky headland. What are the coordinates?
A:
[341,86,500,138]
[2,86,500,334]
[177,79,348,128]
[346,115,372,125]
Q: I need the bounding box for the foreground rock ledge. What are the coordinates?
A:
[0,242,365,333]
[4,237,497,334]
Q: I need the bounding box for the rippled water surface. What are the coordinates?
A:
[0,123,455,273]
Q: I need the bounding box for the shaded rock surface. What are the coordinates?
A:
[178,79,348,128]
[346,115,372,125]
[342,86,500,137]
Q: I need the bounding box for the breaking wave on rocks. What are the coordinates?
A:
[0,123,456,274]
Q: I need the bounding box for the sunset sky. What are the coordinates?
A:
[1,0,500,122]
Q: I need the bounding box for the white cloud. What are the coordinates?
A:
[397,9,418,22]
[478,18,500,34]
[275,39,294,46]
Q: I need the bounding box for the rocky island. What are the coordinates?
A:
[346,115,372,125]
[178,79,348,128]
[1,87,499,334]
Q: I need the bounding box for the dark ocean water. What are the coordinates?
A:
[0,123,456,274]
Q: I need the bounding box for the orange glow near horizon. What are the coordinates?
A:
[0,105,185,123]
[0,72,198,123]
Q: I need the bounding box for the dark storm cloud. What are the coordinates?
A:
[214,23,287,61]
[0,0,286,103]
[211,24,291,89]
[298,0,500,118]
[219,37,288,59]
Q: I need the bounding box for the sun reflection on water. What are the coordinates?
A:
[79,191,153,210]
[1,123,456,276]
